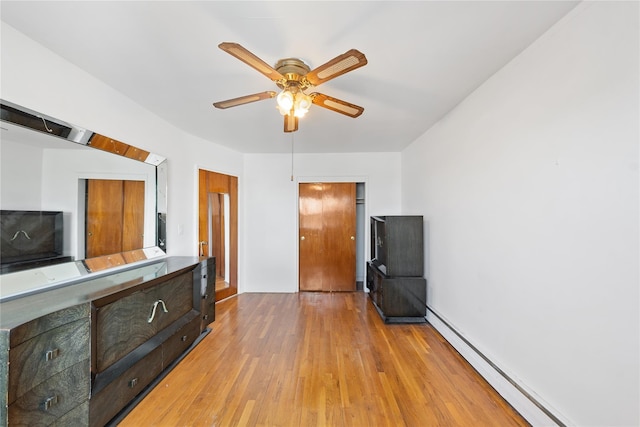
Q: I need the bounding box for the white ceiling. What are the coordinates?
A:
[1,1,579,154]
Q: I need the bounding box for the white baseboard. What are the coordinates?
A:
[426,308,570,427]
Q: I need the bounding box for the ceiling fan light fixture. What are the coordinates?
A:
[277,90,294,115]
[277,87,312,118]
[293,92,312,117]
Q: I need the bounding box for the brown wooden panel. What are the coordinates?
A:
[89,134,130,156]
[299,183,325,291]
[83,253,126,273]
[123,145,150,162]
[86,180,124,258]
[121,249,148,264]
[323,183,356,291]
[122,180,145,251]
[208,172,230,194]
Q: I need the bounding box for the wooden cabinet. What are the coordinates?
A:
[367,262,426,323]
[368,215,426,323]
[0,256,215,426]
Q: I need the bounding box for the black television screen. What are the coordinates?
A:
[370,216,387,273]
[0,210,64,264]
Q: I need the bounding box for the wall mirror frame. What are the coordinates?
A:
[0,99,167,301]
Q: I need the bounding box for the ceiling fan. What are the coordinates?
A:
[213,42,368,132]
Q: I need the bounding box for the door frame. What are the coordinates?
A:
[295,176,369,292]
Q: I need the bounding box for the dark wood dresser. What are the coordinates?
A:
[0,256,215,426]
[368,215,427,323]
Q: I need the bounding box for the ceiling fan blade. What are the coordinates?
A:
[305,49,367,87]
[284,114,298,132]
[219,42,284,82]
[310,93,364,118]
[213,91,276,109]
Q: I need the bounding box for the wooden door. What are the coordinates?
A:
[86,179,145,258]
[198,169,238,302]
[299,182,356,292]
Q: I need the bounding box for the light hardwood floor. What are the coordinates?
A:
[120,292,529,426]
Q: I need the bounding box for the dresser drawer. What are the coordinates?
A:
[9,318,90,403]
[95,271,194,371]
[52,401,89,427]
[10,303,90,348]
[163,313,201,368]
[8,359,89,425]
[90,346,163,427]
[201,301,215,330]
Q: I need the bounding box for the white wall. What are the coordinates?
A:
[0,140,43,209]
[243,152,401,293]
[401,2,639,426]
[1,22,244,277]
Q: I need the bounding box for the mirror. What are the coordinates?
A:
[208,192,230,287]
[0,99,167,300]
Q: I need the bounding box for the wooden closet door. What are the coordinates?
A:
[122,180,145,251]
[299,183,324,291]
[299,182,356,292]
[323,183,356,291]
[86,180,124,258]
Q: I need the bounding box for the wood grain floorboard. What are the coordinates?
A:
[119,292,529,427]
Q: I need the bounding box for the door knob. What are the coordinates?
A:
[351,236,355,240]
[301,236,305,240]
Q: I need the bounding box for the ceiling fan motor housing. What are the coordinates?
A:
[275,58,311,89]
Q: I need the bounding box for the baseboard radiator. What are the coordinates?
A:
[426,307,570,427]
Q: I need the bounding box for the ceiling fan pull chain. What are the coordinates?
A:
[291,133,295,182]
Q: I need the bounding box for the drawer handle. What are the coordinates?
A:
[148,299,169,323]
[129,378,138,388]
[45,348,60,361]
[42,395,58,411]
[181,335,188,342]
